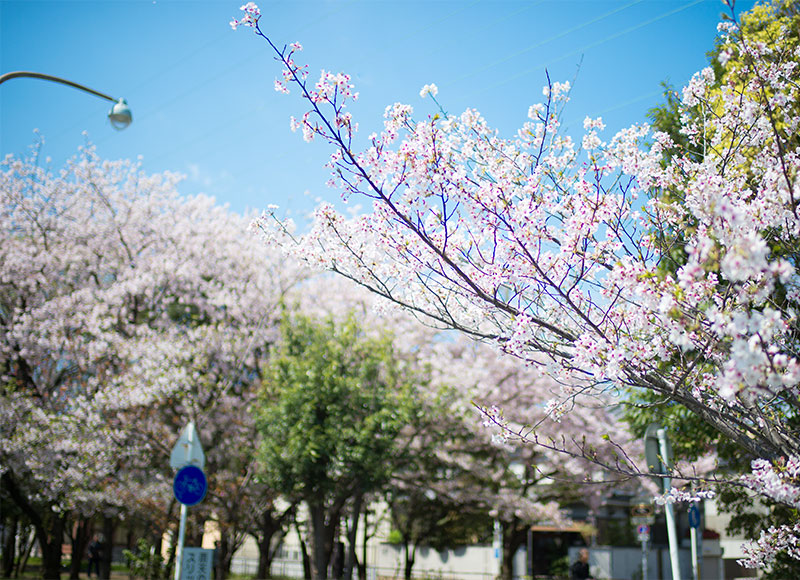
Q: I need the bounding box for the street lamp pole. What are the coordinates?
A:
[0,71,132,129]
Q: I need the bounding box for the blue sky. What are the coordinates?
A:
[1,0,756,226]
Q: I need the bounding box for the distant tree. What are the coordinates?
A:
[442,342,631,580]
[379,330,631,580]
[382,380,492,580]
[254,312,418,579]
[0,142,302,579]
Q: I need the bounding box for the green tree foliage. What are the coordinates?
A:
[254,311,418,579]
[123,538,167,580]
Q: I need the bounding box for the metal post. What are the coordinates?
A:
[658,428,681,580]
[173,423,193,580]
[690,525,699,580]
[0,71,132,129]
[174,503,187,580]
[527,528,533,578]
[0,71,116,101]
[493,520,502,578]
[641,536,648,580]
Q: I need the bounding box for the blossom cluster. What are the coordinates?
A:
[739,523,800,569]
[229,2,260,30]
[741,456,800,509]
[654,487,716,505]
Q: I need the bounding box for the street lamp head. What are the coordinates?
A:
[108,98,132,130]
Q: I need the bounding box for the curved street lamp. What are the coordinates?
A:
[0,71,132,129]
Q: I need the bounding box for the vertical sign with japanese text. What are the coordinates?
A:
[180,548,213,580]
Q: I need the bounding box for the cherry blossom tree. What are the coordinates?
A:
[0,141,304,579]
[234,0,800,568]
[379,374,487,580]
[425,338,637,580]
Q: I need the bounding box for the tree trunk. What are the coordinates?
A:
[255,534,271,580]
[217,531,234,580]
[299,535,312,580]
[15,527,36,578]
[500,519,527,580]
[309,503,337,580]
[256,508,291,580]
[38,515,66,580]
[100,515,114,580]
[402,540,416,580]
[342,493,363,580]
[2,514,18,578]
[68,517,92,580]
[1,471,65,580]
[500,542,514,580]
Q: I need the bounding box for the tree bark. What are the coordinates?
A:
[402,539,416,580]
[500,519,528,580]
[255,507,292,580]
[2,514,18,578]
[38,516,66,580]
[100,515,115,580]
[16,527,36,578]
[255,532,271,580]
[217,531,234,580]
[500,542,514,580]
[308,502,338,580]
[68,517,92,580]
[299,535,312,580]
[1,471,65,580]
[342,492,363,580]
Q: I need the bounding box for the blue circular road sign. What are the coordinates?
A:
[173,465,207,506]
[688,504,701,529]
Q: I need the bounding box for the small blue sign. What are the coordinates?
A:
[173,465,207,506]
[688,504,701,529]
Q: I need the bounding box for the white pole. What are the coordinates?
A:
[174,503,187,580]
[658,429,681,580]
[690,526,699,580]
[641,536,648,580]
[493,520,502,578]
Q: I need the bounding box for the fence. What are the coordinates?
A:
[231,544,718,580]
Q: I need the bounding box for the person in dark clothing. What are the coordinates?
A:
[570,548,594,580]
[86,534,102,578]
[213,541,220,580]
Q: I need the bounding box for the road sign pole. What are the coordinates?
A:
[175,503,188,580]
[641,535,648,580]
[493,520,502,577]
[658,428,681,580]
[170,423,207,580]
[636,524,650,580]
[690,525,699,580]
[688,504,701,580]
[631,499,654,580]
